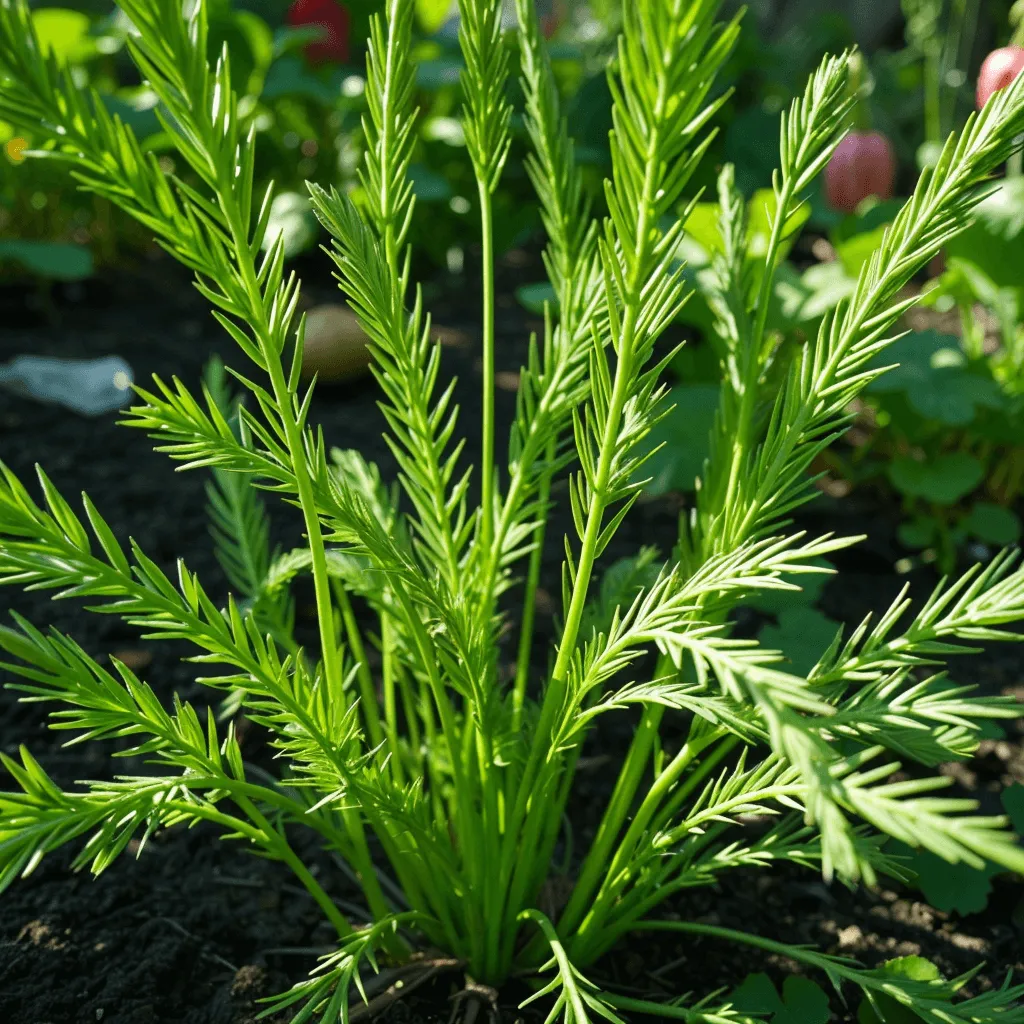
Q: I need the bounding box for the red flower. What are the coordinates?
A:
[976,47,1024,109]
[824,131,896,214]
[287,0,350,65]
[540,0,566,38]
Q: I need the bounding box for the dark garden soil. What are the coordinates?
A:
[0,249,1022,1024]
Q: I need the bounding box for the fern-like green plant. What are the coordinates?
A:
[2,0,1024,1020]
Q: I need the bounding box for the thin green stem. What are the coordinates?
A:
[568,729,722,957]
[213,160,397,935]
[502,326,638,876]
[499,54,671,967]
[941,0,973,134]
[625,919,919,1004]
[558,706,665,935]
[511,436,556,730]
[712,173,796,532]
[235,794,355,941]
[380,612,409,787]
[389,583,487,960]
[646,734,740,837]
[332,579,385,751]
[602,993,743,1024]
[479,180,497,554]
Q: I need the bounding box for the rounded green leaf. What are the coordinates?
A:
[515,282,557,315]
[31,8,95,63]
[758,606,840,677]
[909,849,999,914]
[1002,784,1024,835]
[732,973,829,1024]
[858,956,946,1024]
[887,452,984,506]
[409,163,454,203]
[415,0,453,35]
[946,178,1024,291]
[963,502,1022,545]
[0,240,94,280]
[775,977,830,1024]
[897,517,937,549]
[635,385,719,495]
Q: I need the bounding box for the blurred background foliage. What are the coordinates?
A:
[3,0,1024,574]
[1,0,1019,278]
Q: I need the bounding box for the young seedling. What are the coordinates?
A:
[2,0,1024,1021]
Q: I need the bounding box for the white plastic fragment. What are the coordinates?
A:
[0,354,134,416]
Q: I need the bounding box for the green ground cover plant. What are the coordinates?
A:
[640,179,1024,573]
[0,0,560,276]
[3,0,1024,1020]
[847,176,1024,570]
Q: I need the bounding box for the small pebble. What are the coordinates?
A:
[110,648,152,671]
[300,304,372,382]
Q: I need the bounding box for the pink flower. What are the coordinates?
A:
[825,131,896,214]
[287,0,351,65]
[976,47,1024,109]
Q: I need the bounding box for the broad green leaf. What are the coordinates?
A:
[858,957,946,1024]
[947,258,1022,339]
[262,55,343,103]
[234,11,275,86]
[946,178,1024,291]
[409,163,453,203]
[835,222,890,277]
[829,199,903,247]
[636,384,719,495]
[758,606,840,677]
[774,977,830,1024]
[681,189,809,264]
[0,240,93,280]
[828,198,903,277]
[908,848,1000,914]
[775,260,856,326]
[673,265,718,334]
[206,10,274,96]
[868,330,1003,426]
[680,202,721,258]
[732,973,830,1024]
[272,25,324,59]
[887,452,984,506]
[1002,784,1024,835]
[897,516,938,549]
[964,502,1021,545]
[32,8,95,63]
[868,331,952,392]
[515,282,557,315]
[912,373,1002,426]
[415,0,452,35]
[746,189,810,262]
[731,973,784,1016]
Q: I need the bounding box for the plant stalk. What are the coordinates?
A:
[479,179,498,553]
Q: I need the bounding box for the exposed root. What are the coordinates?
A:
[347,954,464,1022]
[448,978,500,1024]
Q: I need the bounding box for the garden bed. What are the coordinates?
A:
[1,250,1022,1023]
